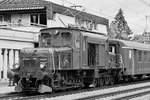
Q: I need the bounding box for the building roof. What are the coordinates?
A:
[114,39,150,51]
[0,0,108,25]
[51,3,108,25]
[0,0,49,9]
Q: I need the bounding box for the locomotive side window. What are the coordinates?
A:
[109,46,115,55]
[88,43,99,66]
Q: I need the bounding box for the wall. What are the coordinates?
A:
[0,28,36,80]
[0,40,34,80]
[94,24,107,35]
[0,28,38,42]
[47,13,75,27]
[0,40,34,49]
[11,14,30,26]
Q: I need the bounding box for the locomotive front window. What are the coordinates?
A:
[61,32,72,40]
[41,33,51,47]
[23,59,37,68]
[53,31,60,39]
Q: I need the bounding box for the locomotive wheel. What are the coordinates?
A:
[83,78,91,88]
[99,78,104,86]
[123,76,129,82]
[109,77,114,85]
[94,78,99,87]
[104,76,110,86]
[96,78,104,87]
[43,75,52,87]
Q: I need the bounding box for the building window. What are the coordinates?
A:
[30,13,47,26]
[39,14,47,25]
[31,14,38,24]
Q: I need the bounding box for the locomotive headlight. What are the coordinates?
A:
[40,62,46,69]
[26,72,31,81]
[13,63,20,69]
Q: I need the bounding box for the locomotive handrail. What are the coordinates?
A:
[48,49,55,74]
[116,54,125,70]
[109,53,125,70]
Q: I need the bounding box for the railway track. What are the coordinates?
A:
[41,81,150,100]
[85,83,150,100]
[1,79,150,100]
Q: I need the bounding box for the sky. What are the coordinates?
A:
[46,0,150,35]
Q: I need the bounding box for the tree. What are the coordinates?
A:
[109,9,133,40]
[131,34,144,43]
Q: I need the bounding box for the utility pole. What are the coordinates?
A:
[144,15,150,43]
[145,16,148,32]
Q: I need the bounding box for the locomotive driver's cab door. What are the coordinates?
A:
[108,42,120,68]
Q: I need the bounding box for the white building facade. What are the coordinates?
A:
[0,28,38,80]
[0,0,108,81]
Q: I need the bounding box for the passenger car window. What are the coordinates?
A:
[143,51,148,62]
[138,50,142,62]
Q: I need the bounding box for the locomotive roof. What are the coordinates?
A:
[22,47,72,53]
[112,39,150,51]
[40,27,106,36]
[82,31,108,40]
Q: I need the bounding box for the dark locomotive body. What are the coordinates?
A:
[15,27,150,93]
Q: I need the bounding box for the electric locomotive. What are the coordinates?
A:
[16,27,150,93]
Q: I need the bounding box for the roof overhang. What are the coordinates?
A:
[122,46,150,51]
[22,47,72,53]
[82,32,108,40]
[0,6,45,11]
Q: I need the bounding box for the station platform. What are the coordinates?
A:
[0,79,15,94]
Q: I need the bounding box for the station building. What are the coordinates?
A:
[0,0,108,81]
